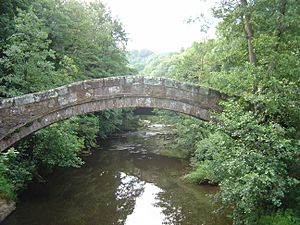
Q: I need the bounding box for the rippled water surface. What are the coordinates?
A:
[3,124,231,225]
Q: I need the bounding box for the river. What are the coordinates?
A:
[2,119,231,225]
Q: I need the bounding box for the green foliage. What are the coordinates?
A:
[258,210,300,225]
[152,110,209,157]
[0,175,15,200]
[206,3,300,223]
[141,52,179,77]
[169,41,220,84]
[31,121,84,168]
[0,148,35,199]
[97,109,124,139]
[0,8,71,97]
[33,0,129,80]
[128,49,155,71]
[0,0,33,56]
[128,50,180,76]
[195,132,224,162]
[0,121,86,199]
[184,160,217,184]
[179,100,299,224]
[118,109,140,131]
[173,116,209,155]
[0,153,16,200]
[70,114,100,150]
[210,101,299,224]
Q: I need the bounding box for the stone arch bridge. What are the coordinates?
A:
[0,76,226,152]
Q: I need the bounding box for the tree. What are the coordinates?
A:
[197,0,300,223]
[32,0,129,80]
[0,0,33,57]
[0,8,71,97]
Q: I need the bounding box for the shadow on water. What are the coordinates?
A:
[2,122,232,225]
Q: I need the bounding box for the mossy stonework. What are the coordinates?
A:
[0,76,226,152]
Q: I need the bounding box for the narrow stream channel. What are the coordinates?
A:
[2,121,232,225]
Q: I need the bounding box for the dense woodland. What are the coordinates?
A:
[0,0,299,225]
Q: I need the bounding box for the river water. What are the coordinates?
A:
[2,121,231,225]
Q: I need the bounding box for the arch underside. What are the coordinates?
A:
[0,96,210,152]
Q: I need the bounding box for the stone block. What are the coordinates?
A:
[14,94,35,106]
[0,99,14,109]
[58,93,77,106]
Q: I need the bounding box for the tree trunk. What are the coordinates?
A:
[240,0,257,93]
[240,0,256,65]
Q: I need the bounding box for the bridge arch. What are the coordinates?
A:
[0,76,226,152]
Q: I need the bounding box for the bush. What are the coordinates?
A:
[0,175,15,200]
[184,160,217,184]
[258,210,300,225]
[0,148,34,200]
[32,121,84,168]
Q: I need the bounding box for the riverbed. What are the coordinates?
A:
[2,120,231,225]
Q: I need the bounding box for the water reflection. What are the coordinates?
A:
[115,172,145,223]
[125,183,164,225]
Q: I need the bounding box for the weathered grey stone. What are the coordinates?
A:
[164,79,178,88]
[144,77,162,86]
[197,87,210,95]
[0,76,226,152]
[108,86,121,94]
[56,86,69,95]
[0,99,14,109]
[58,93,77,106]
[125,76,141,85]
[41,89,59,99]
[104,77,122,87]
[14,94,35,106]
[0,198,15,223]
